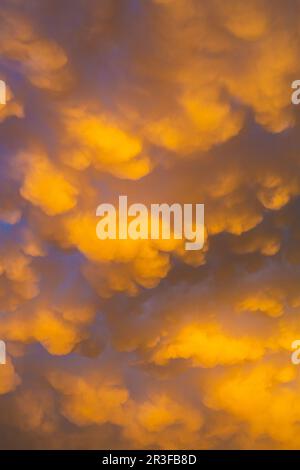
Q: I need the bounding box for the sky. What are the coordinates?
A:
[0,0,300,450]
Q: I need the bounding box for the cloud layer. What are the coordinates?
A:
[0,0,300,449]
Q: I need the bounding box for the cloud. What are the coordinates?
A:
[1,0,300,450]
